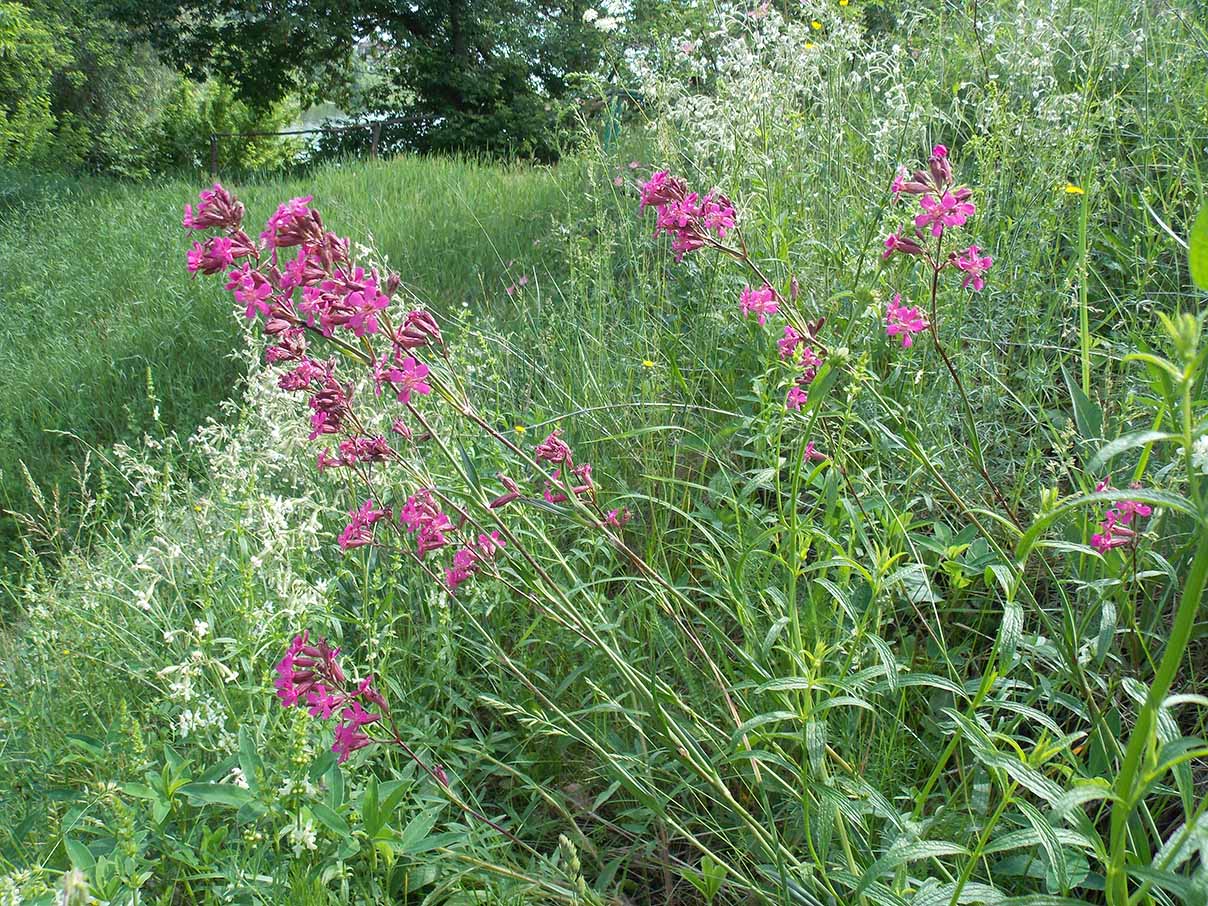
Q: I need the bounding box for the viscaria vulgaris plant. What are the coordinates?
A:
[638,169,827,418]
[182,162,1208,905]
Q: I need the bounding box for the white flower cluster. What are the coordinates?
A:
[1191,434,1208,476]
[582,0,630,33]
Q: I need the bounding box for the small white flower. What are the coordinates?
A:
[194,620,210,639]
[582,7,598,22]
[289,819,318,857]
[595,15,618,31]
[1192,434,1208,476]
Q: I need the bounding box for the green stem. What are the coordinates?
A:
[1077,178,1092,396]
[1105,528,1208,904]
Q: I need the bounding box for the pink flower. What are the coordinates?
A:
[338,499,388,550]
[280,248,328,292]
[307,372,352,439]
[226,266,276,319]
[779,325,803,359]
[786,385,808,410]
[1091,483,1153,554]
[260,195,318,249]
[739,284,779,326]
[535,429,573,465]
[182,183,244,230]
[799,346,823,384]
[699,192,736,239]
[306,685,342,719]
[885,293,929,348]
[639,171,686,210]
[890,165,910,199]
[332,699,380,763]
[489,474,522,509]
[394,310,443,350]
[345,278,390,337]
[804,441,828,462]
[954,245,993,291]
[389,356,432,404]
[913,190,975,237]
[187,236,235,275]
[605,508,632,527]
[398,489,452,558]
[642,175,736,261]
[882,231,924,261]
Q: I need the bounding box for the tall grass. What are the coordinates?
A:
[3,2,1208,904]
[0,156,571,575]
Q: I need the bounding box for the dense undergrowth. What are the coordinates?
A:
[3,1,1208,904]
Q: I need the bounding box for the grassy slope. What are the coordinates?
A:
[0,156,572,569]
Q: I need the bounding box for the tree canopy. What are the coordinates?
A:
[107,0,615,158]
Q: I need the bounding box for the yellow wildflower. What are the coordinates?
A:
[1064,183,1085,195]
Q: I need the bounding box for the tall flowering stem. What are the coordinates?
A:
[184,183,765,802]
[881,146,1020,528]
[637,169,828,414]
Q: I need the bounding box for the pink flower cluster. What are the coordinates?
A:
[883,145,993,295]
[445,531,506,592]
[275,631,388,763]
[183,181,441,468]
[186,184,635,602]
[1090,481,1152,554]
[779,321,826,411]
[534,430,595,505]
[635,169,829,425]
[740,284,779,325]
[639,171,737,260]
[338,499,390,550]
[885,294,929,348]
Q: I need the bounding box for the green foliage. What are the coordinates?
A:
[112,0,617,160]
[0,2,64,164]
[4,1,1208,904]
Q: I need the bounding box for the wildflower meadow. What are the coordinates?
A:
[3,1,1208,904]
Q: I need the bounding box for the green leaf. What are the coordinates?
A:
[361,775,380,838]
[310,801,351,838]
[1062,366,1102,441]
[64,837,95,870]
[178,782,255,809]
[456,440,480,489]
[1090,430,1176,472]
[1189,202,1208,292]
[238,725,263,796]
[398,806,442,853]
[854,840,969,896]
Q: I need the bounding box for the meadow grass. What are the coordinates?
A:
[3,2,1208,904]
[0,156,572,578]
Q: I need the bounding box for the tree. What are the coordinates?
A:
[0,2,65,163]
[105,0,610,158]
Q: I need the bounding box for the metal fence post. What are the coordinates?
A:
[209,134,218,179]
[370,121,382,160]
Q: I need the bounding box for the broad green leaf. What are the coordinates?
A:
[1189,202,1208,291]
[1090,430,1176,471]
[854,841,969,896]
[310,801,351,838]
[1062,366,1102,441]
[64,837,94,870]
[178,782,255,809]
